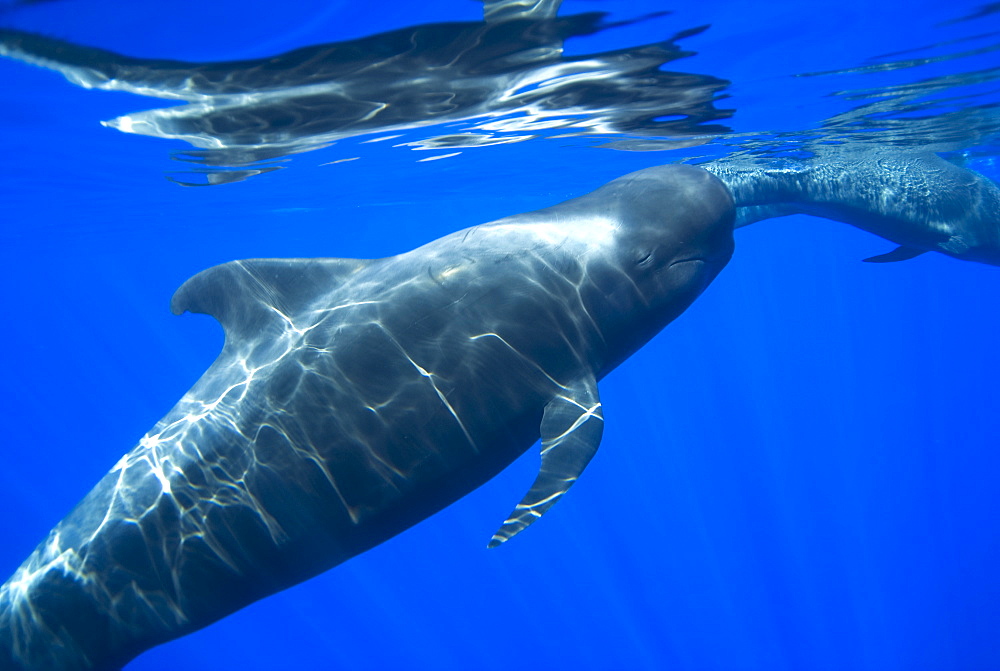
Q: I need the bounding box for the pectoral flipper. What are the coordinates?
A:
[488,375,604,547]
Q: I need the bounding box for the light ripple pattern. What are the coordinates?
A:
[0,164,736,670]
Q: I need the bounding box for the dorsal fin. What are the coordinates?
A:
[170,257,373,339]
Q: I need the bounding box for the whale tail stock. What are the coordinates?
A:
[701,148,1000,266]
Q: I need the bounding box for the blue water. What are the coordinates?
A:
[1,1,998,669]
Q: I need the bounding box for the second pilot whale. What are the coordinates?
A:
[702,147,1000,266]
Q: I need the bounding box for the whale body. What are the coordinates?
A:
[701,148,1000,266]
[0,164,735,670]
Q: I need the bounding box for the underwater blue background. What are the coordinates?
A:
[1,0,998,669]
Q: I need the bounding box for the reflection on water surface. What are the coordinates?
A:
[0,7,732,184]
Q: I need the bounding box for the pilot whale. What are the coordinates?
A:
[701,148,1000,266]
[0,164,735,670]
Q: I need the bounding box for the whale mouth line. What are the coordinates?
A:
[669,256,707,267]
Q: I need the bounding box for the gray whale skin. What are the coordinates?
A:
[0,164,735,670]
[703,149,1000,266]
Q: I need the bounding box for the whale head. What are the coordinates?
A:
[567,164,736,373]
[612,164,735,284]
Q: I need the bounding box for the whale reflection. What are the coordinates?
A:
[0,7,731,185]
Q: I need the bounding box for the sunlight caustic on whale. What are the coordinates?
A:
[702,147,1000,266]
[1,1,998,669]
[0,164,736,670]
